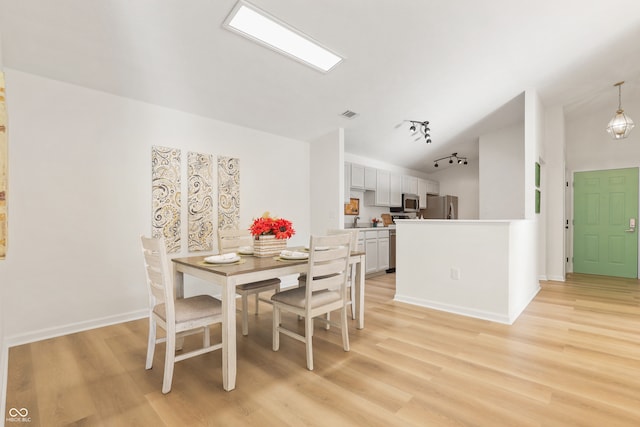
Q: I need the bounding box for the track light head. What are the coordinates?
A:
[434,162,439,167]
[458,159,463,164]
[464,160,468,165]
[405,119,431,143]
[449,158,453,164]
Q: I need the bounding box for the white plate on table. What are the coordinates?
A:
[303,246,329,252]
[238,246,254,255]
[279,250,309,260]
[204,254,241,264]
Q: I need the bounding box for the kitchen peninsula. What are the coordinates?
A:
[394,219,540,324]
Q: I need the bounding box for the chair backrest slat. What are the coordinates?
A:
[218,229,253,254]
[327,229,359,251]
[141,236,175,317]
[305,234,351,296]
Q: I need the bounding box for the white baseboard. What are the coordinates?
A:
[1,340,7,427]
[546,275,565,282]
[508,285,541,324]
[4,309,148,349]
[393,294,512,324]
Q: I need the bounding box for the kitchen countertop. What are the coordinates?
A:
[343,225,395,231]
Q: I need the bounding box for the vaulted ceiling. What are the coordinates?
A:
[1,0,639,172]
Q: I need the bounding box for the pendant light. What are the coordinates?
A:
[606,81,634,140]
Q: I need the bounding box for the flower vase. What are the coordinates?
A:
[253,234,287,257]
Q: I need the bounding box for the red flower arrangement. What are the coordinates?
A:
[249,212,295,239]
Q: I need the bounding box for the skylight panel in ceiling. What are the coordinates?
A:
[223,0,343,73]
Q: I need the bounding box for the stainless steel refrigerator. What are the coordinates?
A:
[422,195,458,219]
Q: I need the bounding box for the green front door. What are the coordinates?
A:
[573,168,638,278]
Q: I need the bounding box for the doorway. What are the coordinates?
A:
[573,167,638,278]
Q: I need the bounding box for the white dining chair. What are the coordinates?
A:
[271,233,352,370]
[141,235,223,394]
[218,228,281,336]
[327,228,359,319]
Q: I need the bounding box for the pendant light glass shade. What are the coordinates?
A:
[606,82,634,140]
[606,110,634,139]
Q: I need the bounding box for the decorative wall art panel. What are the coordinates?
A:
[187,152,214,251]
[0,73,7,259]
[218,156,240,230]
[152,146,181,253]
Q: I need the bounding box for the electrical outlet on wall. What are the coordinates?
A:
[450,268,461,280]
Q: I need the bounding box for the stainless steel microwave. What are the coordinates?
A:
[391,193,420,213]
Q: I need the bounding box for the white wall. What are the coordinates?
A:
[428,160,479,219]
[565,96,640,275]
[565,99,640,172]
[396,219,539,324]
[310,129,343,234]
[544,106,566,280]
[0,69,311,346]
[478,122,525,219]
[0,32,7,423]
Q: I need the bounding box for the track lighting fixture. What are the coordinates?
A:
[606,81,634,140]
[404,120,432,143]
[433,152,468,168]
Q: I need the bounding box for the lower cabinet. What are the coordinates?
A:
[364,229,389,275]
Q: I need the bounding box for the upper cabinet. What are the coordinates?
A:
[364,169,392,206]
[344,162,352,204]
[364,167,376,190]
[402,175,418,195]
[426,180,440,195]
[390,173,402,207]
[350,163,377,191]
[418,178,427,208]
[347,161,438,208]
[350,163,365,189]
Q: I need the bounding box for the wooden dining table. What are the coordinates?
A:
[171,248,366,391]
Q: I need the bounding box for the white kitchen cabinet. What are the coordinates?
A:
[418,178,428,208]
[350,163,365,189]
[344,163,351,204]
[364,167,377,190]
[402,175,418,195]
[364,229,389,274]
[378,233,389,271]
[390,173,402,207]
[365,169,390,206]
[365,237,378,274]
[426,179,440,195]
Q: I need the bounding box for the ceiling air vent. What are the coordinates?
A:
[340,110,358,119]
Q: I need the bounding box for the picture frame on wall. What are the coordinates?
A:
[535,189,541,214]
[535,162,541,188]
[344,198,359,215]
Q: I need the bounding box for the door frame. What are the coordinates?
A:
[567,166,640,278]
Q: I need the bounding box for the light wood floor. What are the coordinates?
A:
[6,273,640,426]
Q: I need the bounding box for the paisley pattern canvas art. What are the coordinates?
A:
[187,152,214,251]
[152,146,181,253]
[218,156,240,230]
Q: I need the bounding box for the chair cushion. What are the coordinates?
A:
[271,286,341,309]
[237,278,280,292]
[153,295,222,324]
